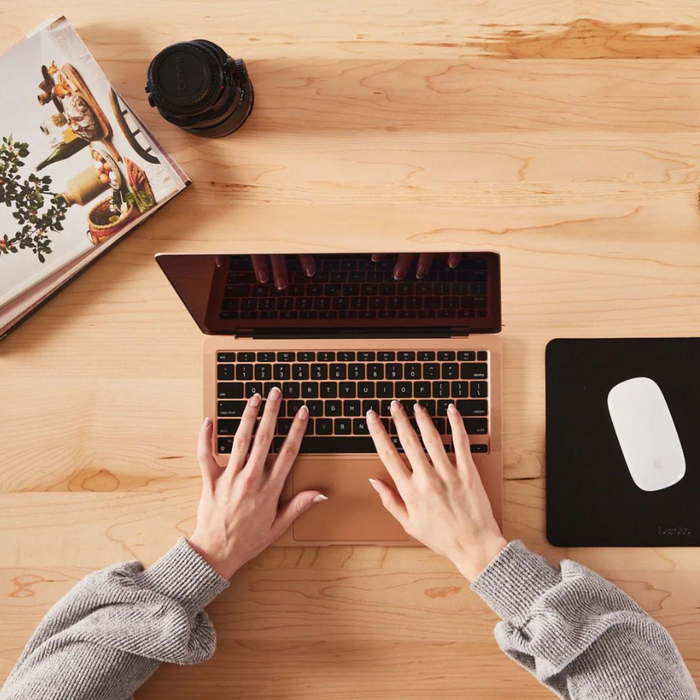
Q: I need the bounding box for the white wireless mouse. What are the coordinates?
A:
[607,377,686,492]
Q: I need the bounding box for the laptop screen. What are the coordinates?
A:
[156,252,501,335]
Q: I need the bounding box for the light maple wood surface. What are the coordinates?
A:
[2,1,700,698]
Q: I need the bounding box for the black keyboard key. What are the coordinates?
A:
[238,352,255,362]
[274,364,291,380]
[218,437,233,453]
[433,381,450,398]
[277,351,296,362]
[438,351,456,361]
[217,352,236,362]
[442,363,459,379]
[377,382,394,398]
[245,382,263,397]
[367,364,384,380]
[330,364,347,380]
[255,364,272,381]
[264,382,282,398]
[276,436,377,453]
[218,383,244,399]
[335,418,352,434]
[471,382,488,398]
[218,419,241,436]
[310,364,327,380]
[471,444,489,453]
[349,364,365,380]
[377,351,395,361]
[326,401,342,417]
[339,383,356,398]
[298,352,316,362]
[465,418,488,435]
[338,351,355,361]
[358,383,375,398]
[218,364,234,380]
[423,363,440,379]
[386,364,403,380]
[421,399,436,415]
[461,363,488,379]
[320,382,337,398]
[451,381,470,398]
[287,400,305,415]
[353,418,369,435]
[417,351,435,361]
[276,418,294,436]
[414,382,431,398]
[432,417,446,433]
[456,400,488,416]
[477,351,488,361]
[380,400,393,416]
[437,400,451,416]
[358,351,376,361]
[302,382,319,398]
[293,364,310,380]
[405,363,421,380]
[257,352,275,362]
[236,364,253,381]
[395,382,412,398]
[344,400,361,416]
[316,418,333,434]
[218,401,247,417]
[363,399,380,414]
[307,401,324,417]
[318,351,335,362]
[459,351,476,361]
[283,383,300,398]
[397,351,415,361]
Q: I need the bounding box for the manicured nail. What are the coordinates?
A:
[390,400,401,413]
[366,409,378,422]
[250,393,262,407]
[368,478,379,491]
[297,404,309,420]
[447,402,456,414]
[313,494,329,503]
[259,271,269,283]
[416,266,426,279]
[203,416,212,428]
[305,264,315,276]
[413,402,423,414]
[268,387,281,401]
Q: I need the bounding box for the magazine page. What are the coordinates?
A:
[0,16,188,309]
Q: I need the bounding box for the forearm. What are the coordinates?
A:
[472,541,699,700]
[0,538,228,700]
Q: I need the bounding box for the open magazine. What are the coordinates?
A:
[0,16,189,339]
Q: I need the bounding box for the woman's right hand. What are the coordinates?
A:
[366,401,507,582]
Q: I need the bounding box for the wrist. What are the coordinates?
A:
[187,533,240,580]
[451,535,508,583]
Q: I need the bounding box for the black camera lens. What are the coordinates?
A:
[146,40,253,138]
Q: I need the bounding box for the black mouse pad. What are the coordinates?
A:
[546,338,700,547]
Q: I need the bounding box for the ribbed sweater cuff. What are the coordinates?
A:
[470,540,561,622]
[137,537,229,616]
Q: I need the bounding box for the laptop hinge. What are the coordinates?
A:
[449,326,471,338]
[249,326,453,340]
[234,328,255,338]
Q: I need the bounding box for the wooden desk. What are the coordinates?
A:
[1,2,700,697]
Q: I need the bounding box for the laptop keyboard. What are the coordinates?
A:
[216,350,490,455]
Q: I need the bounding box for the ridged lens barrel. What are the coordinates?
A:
[146,40,254,138]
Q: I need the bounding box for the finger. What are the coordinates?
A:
[272,489,328,537]
[413,403,451,470]
[298,254,316,277]
[270,404,310,484]
[229,393,262,472]
[197,417,220,487]
[416,253,435,279]
[371,253,386,262]
[369,478,409,527]
[447,403,477,474]
[448,252,463,269]
[390,400,432,473]
[270,255,289,290]
[246,386,282,470]
[366,409,411,493]
[251,255,270,284]
[393,253,414,280]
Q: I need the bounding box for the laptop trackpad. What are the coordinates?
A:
[292,458,411,542]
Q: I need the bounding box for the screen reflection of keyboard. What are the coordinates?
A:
[216,350,490,455]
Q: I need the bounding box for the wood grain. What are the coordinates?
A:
[1,1,700,697]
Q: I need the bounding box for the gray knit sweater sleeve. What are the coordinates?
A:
[471,540,699,699]
[0,537,228,700]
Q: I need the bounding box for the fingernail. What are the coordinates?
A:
[259,271,269,283]
[313,494,329,503]
[297,404,309,420]
[390,400,401,412]
[305,265,315,276]
[203,416,212,428]
[268,387,281,401]
[250,393,262,407]
[447,402,456,413]
[368,478,379,490]
[413,402,423,414]
[416,267,426,279]
[366,409,377,422]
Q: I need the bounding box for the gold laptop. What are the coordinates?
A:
[157,252,503,545]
